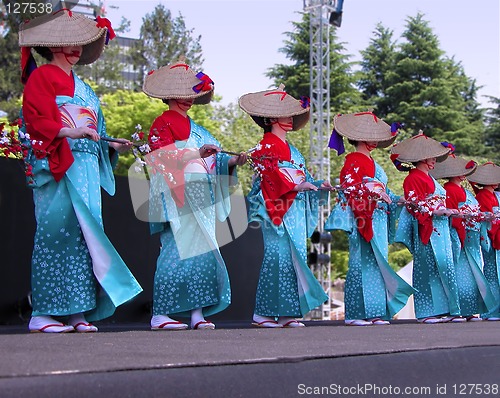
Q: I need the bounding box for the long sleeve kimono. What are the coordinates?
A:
[395,169,460,319]
[146,111,235,317]
[325,152,414,320]
[247,133,328,317]
[21,65,142,321]
[444,182,496,317]
[474,189,500,318]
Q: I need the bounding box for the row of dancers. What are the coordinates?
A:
[15,10,499,332]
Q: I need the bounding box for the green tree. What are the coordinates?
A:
[357,23,397,117]
[383,14,484,155]
[0,0,43,118]
[74,16,135,94]
[484,96,500,163]
[131,4,203,88]
[266,12,361,112]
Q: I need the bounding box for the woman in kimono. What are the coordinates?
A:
[143,60,247,330]
[391,133,462,323]
[19,10,142,333]
[324,112,414,326]
[467,162,500,321]
[239,84,331,328]
[430,155,497,321]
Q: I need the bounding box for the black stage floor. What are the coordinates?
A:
[0,320,498,397]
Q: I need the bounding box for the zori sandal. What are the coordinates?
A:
[191,320,215,330]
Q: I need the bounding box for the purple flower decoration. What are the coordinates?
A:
[441,141,456,154]
[299,96,310,109]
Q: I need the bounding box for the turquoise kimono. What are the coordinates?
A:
[148,121,235,318]
[21,74,142,321]
[247,144,329,318]
[478,191,500,319]
[325,161,415,320]
[450,190,496,317]
[396,177,461,319]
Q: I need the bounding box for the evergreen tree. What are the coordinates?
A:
[484,96,500,163]
[357,23,397,117]
[131,4,203,88]
[266,12,361,112]
[383,14,484,155]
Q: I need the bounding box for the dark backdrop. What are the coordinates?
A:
[0,157,263,325]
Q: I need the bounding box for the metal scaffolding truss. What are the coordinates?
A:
[303,0,336,320]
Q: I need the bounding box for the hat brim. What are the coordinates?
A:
[142,63,214,104]
[391,134,450,163]
[429,156,477,179]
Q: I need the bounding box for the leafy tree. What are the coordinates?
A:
[131,4,203,88]
[74,16,135,94]
[383,14,484,155]
[0,0,42,118]
[357,23,397,116]
[484,96,500,163]
[266,12,361,112]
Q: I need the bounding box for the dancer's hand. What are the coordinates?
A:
[199,144,220,158]
[294,182,318,192]
[229,152,248,167]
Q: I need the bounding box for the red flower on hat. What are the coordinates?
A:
[192,72,214,93]
[95,16,116,43]
[466,160,476,169]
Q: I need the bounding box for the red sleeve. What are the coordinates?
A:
[444,182,466,247]
[340,152,376,242]
[476,189,500,250]
[403,169,435,245]
[253,134,297,225]
[146,111,194,208]
[22,65,75,181]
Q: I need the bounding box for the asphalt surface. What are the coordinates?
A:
[0,320,498,397]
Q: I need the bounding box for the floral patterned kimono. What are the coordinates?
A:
[474,188,500,318]
[146,111,235,318]
[396,169,460,319]
[444,182,496,317]
[21,65,142,321]
[325,152,414,320]
[247,133,328,318]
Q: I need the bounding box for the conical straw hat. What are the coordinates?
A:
[467,162,500,185]
[238,84,310,131]
[142,59,214,105]
[390,132,450,163]
[333,112,397,148]
[18,9,107,65]
[429,154,477,179]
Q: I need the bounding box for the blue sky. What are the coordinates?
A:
[105,0,499,108]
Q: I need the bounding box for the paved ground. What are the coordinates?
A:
[0,320,498,397]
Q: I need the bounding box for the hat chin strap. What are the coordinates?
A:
[271,119,292,132]
[423,159,435,170]
[51,48,81,66]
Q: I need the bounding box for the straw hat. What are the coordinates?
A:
[142,59,214,105]
[333,112,397,148]
[238,84,310,131]
[18,9,109,65]
[390,132,450,163]
[467,162,500,186]
[429,154,477,179]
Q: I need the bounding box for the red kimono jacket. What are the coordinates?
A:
[403,169,436,245]
[475,188,500,250]
[339,152,376,242]
[22,64,76,181]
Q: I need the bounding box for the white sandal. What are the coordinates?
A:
[29,316,74,333]
[345,319,372,326]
